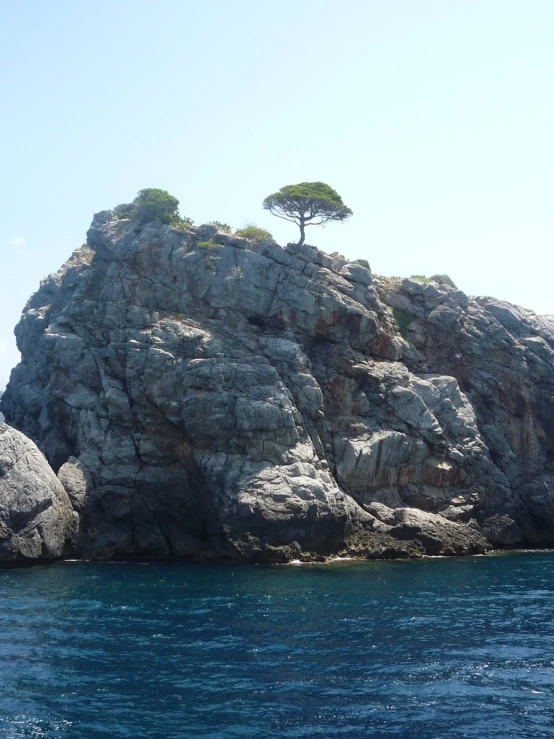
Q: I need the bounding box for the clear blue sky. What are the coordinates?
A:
[2,0,554,386]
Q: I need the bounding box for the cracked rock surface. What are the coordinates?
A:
[0,423,74,562]
[2,212,554,562]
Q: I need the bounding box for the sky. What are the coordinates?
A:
[2,0,554,386]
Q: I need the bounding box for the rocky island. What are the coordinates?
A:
[2,208,554,564]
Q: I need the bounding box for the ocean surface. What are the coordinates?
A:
[1,554,554,739]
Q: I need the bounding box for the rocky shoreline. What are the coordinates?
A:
[2,542,553,570]
[2,211,554,564]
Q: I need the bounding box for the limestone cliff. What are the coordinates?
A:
[2,211,554,562]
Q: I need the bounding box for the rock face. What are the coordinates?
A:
[2,212,554,562]
[0,423,75,562]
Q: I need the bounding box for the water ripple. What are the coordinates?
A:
[1,554,554,737]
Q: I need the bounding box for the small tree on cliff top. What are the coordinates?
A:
[263,182,352,246]
[133,188,180,224]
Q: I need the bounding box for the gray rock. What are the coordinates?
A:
[2,211,554,562]
[57,456,92,512]
[0,423,75,562]
[195,223,218,240]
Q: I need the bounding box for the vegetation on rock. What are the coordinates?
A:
[170,216,195,232]
[263,182,352,246]
[133,188,180,224]
[113,203,136,219]
[114,189,195,230]
[393,307,413,338]
[235,225,273,243]
[430,274,457,289]
[410,274,458,289]
[210,221,233,234]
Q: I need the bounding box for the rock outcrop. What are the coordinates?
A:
[2,211,554,562]
[0,423,75,562]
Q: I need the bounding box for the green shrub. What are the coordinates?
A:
[355,259,370,269]
[393,307,413,339]
[410,274,432,283]
[197,239,219,249]
[114,203,136,219]
[235,225,273,243]
[210,221,233,233]
[133,188,180,224]
[171,215,195,232]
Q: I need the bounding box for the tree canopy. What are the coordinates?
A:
[263,182,352,246]
[132,188,180,224]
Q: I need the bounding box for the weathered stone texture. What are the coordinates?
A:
[2,214,554,562]
[0,423,75,562]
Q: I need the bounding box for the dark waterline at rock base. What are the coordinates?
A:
[2,543,554,570]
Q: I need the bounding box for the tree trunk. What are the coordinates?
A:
[298,219,305,246]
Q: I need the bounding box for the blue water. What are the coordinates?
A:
[1,555,554,738]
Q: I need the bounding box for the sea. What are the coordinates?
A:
[1,553,554,739]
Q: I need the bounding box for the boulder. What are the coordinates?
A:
[0,423,75,562]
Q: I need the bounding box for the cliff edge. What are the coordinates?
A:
[2,211,554,562]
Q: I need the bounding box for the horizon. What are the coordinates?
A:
[2,0,554,382]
